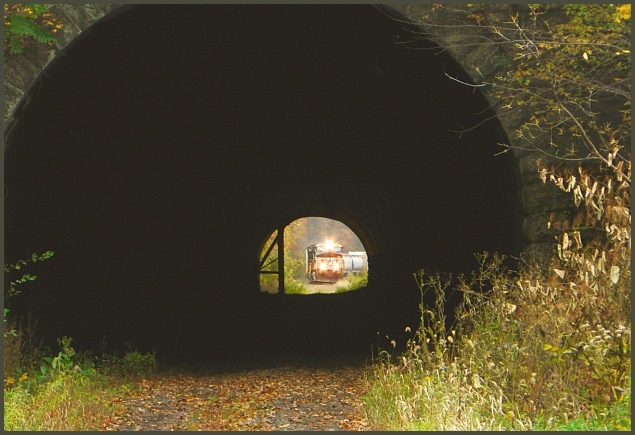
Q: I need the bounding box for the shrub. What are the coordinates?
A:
[97,345,157,380]
[335,272,368,293]
[284,278,309,294]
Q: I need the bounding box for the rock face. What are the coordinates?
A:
[3,4,583,361]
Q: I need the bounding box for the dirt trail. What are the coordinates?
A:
[102,360,373,431]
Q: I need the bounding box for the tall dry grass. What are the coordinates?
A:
[364,161,631,430]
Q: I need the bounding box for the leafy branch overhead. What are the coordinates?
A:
[408,4,630,180]
[4,4,63,56]
[495,5,630,168]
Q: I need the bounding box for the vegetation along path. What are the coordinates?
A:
[102,360,372,431]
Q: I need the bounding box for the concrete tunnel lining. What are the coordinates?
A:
[4,4,524,363]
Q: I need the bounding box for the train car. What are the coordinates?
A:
[343,251,367,276]
[306,241,367,283]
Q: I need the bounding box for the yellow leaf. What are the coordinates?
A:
[543,343,558,352]
[615,4,631,22]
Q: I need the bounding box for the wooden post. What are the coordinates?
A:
[278,225,284,294]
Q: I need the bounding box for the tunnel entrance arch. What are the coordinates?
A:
[4,4,524,362]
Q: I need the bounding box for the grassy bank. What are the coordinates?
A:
[363,255,631,430]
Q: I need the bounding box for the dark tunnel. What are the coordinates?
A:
[4,4,525,365]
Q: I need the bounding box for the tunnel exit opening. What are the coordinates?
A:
[259,217,369,295]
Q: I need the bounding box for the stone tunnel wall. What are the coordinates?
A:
[3,4,119,125]
[4,4,575,265]
[389,4,575,264]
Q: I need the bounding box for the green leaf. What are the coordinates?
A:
[10,16,37,37]
[8,37,24,54]
[20,273,38,282]
[30,22,56,43]
[9,15,55,43]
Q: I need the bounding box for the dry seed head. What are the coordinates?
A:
[610,266,620,284]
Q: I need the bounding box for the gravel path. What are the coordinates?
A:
[102,360,373,431]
